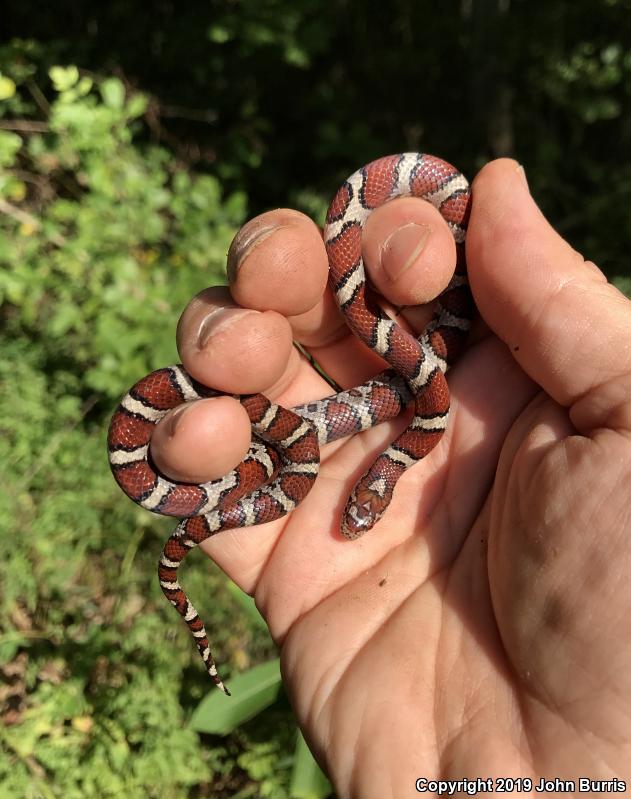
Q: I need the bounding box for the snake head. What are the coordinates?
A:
[341,488,389,540]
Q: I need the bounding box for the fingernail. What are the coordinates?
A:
[167,402,196,436]
[197,308,257,349]
[227,221,281,280]
[516,164,530,192]
[380,223,432,281]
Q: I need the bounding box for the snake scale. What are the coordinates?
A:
[108,153,472,693]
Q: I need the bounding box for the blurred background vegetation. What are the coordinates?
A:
[1,1,630,796]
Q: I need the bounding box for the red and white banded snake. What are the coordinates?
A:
[108,153,472,693]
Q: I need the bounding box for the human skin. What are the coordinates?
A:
[150,159,631,797]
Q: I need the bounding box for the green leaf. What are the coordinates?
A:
[100,77,125,109]
[126,93,148,118]
[75,76,93,97]
[49,65,79,92]
[189,658,282,734]
[285,44,310,68]
[0,130,22,168]
[0,75,16,100]
[208,24,233,43]
[290,731,332,799]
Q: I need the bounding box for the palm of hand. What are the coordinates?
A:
[210,346,624,792]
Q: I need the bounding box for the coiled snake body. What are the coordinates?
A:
[108,153,472,693]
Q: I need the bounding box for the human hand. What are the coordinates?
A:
[150,159,631,795]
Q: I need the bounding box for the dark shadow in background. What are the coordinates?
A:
[4,0,631,277]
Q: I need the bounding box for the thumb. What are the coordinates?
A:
[467,158,631,434]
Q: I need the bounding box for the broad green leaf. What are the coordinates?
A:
[290,731,332,799]
[189,658,282,734]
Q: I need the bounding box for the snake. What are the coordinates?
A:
[107,152,472,694]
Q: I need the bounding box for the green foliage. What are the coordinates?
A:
[0,56,303,798]
[0,65,246,399]
[0,335,216,796]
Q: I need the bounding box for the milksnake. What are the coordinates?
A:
[108,153,472,693]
